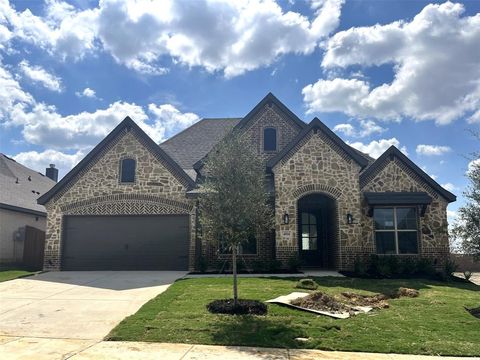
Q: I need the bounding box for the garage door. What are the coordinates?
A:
[62,215,189,270]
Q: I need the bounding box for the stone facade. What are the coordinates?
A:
[272,130,363,270]
[43,127,196,271]
[241,103,303,161]
[359,157,450,269]
[41,94,453,272]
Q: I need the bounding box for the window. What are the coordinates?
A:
[263,128,277,151]
[301,212,318,251]
[120,158,136,183]
[374,207,418,254]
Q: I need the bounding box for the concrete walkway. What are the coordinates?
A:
[0,338,471,359]
[0,271,185,340]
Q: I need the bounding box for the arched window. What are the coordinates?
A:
[263,128,277,151]
[120,158,136,183]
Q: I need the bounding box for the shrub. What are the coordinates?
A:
[296,278,318,290]
[464,270,472,281]
[416,258,435,276]
[266,259,282,273]
[251,260,266,273]
[197,256,208,273]
[287,255,302,273]
[388,256,403,276]
[401,257,417,276]
[353,256,368,276]
[444,258,458,277]
[207,299,267,315]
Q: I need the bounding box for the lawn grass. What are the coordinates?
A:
[107,276,480,356]
[0,267,37,282]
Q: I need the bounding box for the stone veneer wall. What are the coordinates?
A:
[241,103,303,161]
[360,157,450,269]
[43,128,196,271]
[273,131,363,270]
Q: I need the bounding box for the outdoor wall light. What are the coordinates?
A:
[347,213,354,225]
[283,213,289,225]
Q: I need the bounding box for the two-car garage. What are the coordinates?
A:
[62,215,190,271]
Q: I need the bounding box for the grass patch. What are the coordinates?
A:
[0,267,37,282]
[107,277,480,356]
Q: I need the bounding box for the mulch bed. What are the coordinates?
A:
[207,299,267,315]
[466,306,480,319]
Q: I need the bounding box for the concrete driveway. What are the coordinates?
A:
[0,271,185,340]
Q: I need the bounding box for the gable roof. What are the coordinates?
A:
[38,117,196,205]
[360,146,456,203]
[234,92,306,131]
[0,153,55,216]
[159,118,241,171]
[267,117,370,170]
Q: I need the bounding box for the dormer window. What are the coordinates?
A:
[120,158,136,183]
[263,128,277,151]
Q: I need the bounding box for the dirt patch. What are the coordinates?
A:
[291,292,353,314]
[341,292,390,309]
[289,287,420,314]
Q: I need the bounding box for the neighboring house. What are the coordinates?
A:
[0,154,56,264]
[38,93,456,271]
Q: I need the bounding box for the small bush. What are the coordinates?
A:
[287,256,302,272]
[266,259,282,273]
[444,259,458,277]
[197,256,208,273]
[401,257,417,276]
[416,258,435,276]
[251,260,266,272]
[207,299,267,315]
[354,257,368,276]
[296,278,318,290]
[464,270,472,281]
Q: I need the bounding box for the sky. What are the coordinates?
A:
[0,0,479,225]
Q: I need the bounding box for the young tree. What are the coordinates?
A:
[451,132,480,260]
[452,160,480,260]
[199,132,274,306]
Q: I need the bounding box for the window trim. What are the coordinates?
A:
[119,157,136,184]
[263,127,277,152]
[374,206,419,255]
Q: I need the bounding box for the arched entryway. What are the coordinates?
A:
[297,193,337,268]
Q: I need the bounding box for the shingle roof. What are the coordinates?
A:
[159,118,241,172]
[0,154,55,215]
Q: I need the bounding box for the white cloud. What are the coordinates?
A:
[348,137,407,159]
[147,103,200,141]
[0,60,33,122]
[303,2,480,124]
[1,0,98,60]
[75,87,96,98]
[1,0,344,77]
[13,148,87,179]
[334,119,385,138]
[416,144,451,156]
[18,60,63,92]
[441,183,457,192]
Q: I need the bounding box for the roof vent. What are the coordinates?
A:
[15,177,19,184]
[28,176,31,181]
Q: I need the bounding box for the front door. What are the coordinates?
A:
[299,210,324,267]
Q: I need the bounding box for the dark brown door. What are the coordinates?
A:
[62,215,189,270]
[23,226,45,271]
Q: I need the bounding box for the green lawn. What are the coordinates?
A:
[0,268,37,282]
[107,277,480,356]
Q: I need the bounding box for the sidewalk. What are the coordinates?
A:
[0,337,472,360]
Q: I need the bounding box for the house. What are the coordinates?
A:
[38,93,456,271]
[0,154,56,264]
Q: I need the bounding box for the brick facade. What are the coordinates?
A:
[43,127,196,271]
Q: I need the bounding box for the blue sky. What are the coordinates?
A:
[0,0,479,223]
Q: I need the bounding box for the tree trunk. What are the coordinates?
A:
[232,244,238,307]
